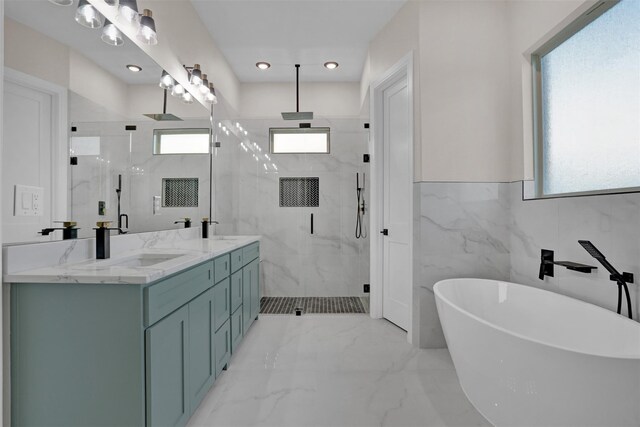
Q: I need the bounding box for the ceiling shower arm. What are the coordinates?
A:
[296,63,300,113]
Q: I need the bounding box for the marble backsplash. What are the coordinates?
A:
[415,181,640,348]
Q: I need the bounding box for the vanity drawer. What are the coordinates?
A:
[144,261,213,327]
[242,242,259,264]
[213,254,230,284]
[230,249,243,273]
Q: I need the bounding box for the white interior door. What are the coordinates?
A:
[382,76,411,330]
[2,80,53,243]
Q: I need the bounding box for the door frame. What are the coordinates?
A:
[369,53,414,343]
[3,67,68,225]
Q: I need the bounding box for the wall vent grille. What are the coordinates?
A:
[162,178,199,207]
[279,177,319,207]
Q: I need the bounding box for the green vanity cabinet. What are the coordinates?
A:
[146,305,190,427]
[187,287,215,412]
[214,319,231,377]
[242,255,260,335]
[10,241,260,427]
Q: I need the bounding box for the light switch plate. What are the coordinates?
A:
[14,185,44,216]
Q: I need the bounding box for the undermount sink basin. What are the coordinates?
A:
[209,236,242,241]
[105,253,186,268]
[73,253,187,269]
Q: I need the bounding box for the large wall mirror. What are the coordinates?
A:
[3,0,221,244]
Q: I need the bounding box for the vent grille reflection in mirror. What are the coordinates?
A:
[162,178,199,207]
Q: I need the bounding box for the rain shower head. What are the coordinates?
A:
[144,89,183,121]
[281,111,313,120]
[281,64,313,120]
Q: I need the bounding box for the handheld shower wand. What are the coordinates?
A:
[578,240,633,319]
[355,173,367,239]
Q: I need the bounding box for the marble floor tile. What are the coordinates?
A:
[187,315,489,427]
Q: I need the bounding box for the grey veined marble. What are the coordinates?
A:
[414,181,640,348]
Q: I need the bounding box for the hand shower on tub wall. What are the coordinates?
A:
[355,173,367,239]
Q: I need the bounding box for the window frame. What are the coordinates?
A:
[530,0,640,199]
[269,127,331,154]
[153,128,211,155]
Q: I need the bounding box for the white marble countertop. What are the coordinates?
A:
[4,235,260,285]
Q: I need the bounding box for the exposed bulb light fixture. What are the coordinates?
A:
[256,62,271,70]
[159,70,175,90]
[136,9,157,45]
[171,83,185,97]
[48,0,74,6]
[324,61,339,70]
[75,0,104,29]
[189,64,203,87]
[119,0,139,24]
[101,19,124,46]
[181,92,194,104]
[200,74,210,94]
[205,84,218,104]
[126,64,142,72]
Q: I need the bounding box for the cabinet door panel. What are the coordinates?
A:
[214,319,230,378]
[230,306,243,354]
[146,306,190,427]
[242,267,251,335]
[213,278,230,331]
[230,270,243,313]
[188,289,215,412]
[249,259,260,321]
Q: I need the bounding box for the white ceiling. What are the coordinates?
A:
[190,0,407,83]
[5,0,161,85]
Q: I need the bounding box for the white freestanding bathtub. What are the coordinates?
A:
[434,278,640,427]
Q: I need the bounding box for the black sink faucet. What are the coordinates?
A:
[175,218,192,228]
[94,221,125,259]
[39,221,80,240]
[201,218,219,238]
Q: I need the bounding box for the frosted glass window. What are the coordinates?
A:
[70,136,100,156]
[537,0,640,196]
[153,128,210,154]
[270,128,330,154]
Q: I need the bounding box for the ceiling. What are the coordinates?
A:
[5,0,161,85]
[190,0,407,83]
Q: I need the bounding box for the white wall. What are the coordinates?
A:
[419,1,511,182]
[4,18,69,88]
[239,82,362,119]
[69,50,129,119]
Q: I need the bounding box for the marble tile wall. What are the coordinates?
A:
[415,182,511,347]
[222,118,370,297]
[510,183,640,323]
[69,120,212,237]
[416,181,640,348]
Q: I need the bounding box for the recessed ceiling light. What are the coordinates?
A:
[126,64,142,72]
[256,62,271,70]
[324,61,339,70]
